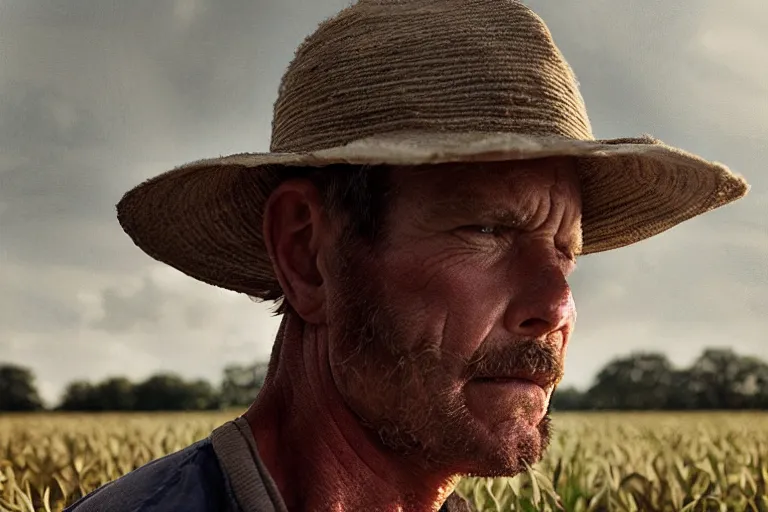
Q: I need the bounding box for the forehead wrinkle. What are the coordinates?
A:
[404,159,580,230]
[550,169,583,256]
[424,194,531,227]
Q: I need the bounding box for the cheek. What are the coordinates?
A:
[384,250,509,355]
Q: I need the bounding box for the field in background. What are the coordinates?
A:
[1,411,767,511]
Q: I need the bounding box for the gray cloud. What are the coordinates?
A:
[1,0,765,404]
[92,277,166,333]
[0,285,82,335]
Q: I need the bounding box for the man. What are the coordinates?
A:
[65,0,749,511]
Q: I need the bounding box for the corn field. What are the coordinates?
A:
[0,411,766,511]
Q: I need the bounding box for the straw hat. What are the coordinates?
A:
[116,0,749,301]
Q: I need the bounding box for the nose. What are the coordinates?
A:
[504,263,575,341]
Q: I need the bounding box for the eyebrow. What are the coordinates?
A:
[425,195,531,227]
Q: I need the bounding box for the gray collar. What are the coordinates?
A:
[210,416,289,512]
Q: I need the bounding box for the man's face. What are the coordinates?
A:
[324,157,581,477]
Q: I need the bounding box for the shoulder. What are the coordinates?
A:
[64,437,234,512]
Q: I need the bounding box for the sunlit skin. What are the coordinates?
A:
[244,157,582,511]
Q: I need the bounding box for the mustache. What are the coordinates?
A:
[463,336,564,387]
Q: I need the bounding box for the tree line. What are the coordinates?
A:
[551,348,768,410]
[0,363,269,412]
[1,347,766,412]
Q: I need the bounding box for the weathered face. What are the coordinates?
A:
[324,157,582,477]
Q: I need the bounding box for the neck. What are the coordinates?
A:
[243,314,460,512]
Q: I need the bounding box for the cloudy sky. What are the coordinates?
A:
[1,0,765,407]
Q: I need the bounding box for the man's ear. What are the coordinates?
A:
[262,180,329,324]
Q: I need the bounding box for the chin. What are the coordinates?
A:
[461,410,554,478]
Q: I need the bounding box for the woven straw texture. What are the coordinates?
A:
[116,0,749,300]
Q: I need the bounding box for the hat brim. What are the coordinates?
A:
[116,131,749,299]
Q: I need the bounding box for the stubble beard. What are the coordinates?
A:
[327,244,557,478]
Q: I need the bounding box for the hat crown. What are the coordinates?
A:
[270,0,594,153]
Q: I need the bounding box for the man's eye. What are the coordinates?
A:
[464,225,504,236]
[478,226,498,235]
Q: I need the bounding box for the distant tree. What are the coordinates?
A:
[743,357,768,408]
[133,373,189,411]
[586,352,675,410]
[684,348,768,409]
[185,379,221,411]
[665,370,696,410]
[754,367,768,409]
[58,381,98,411]
[93,377,135,411]
[0,364,44,411]
[133,373,220,411]
[220,363,269,407]
[551,386,586,410]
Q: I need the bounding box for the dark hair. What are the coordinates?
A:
[268,163,396,315]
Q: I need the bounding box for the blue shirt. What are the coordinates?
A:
[64,437,235,511]
[64,417,473,511]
